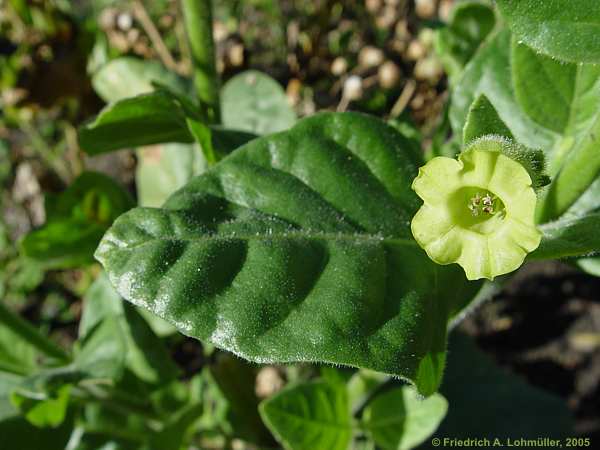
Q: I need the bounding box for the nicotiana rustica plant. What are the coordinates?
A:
[82,0,600,401]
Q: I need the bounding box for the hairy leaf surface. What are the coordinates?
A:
[496,0,600,64]
[96,112,482,394]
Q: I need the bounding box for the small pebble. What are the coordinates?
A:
[343,75,364,101]
[415,0,437,19]
[331,57,348,76]
[378,61,401,88]
[358,46,385,68]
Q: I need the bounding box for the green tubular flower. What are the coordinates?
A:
[411,138,542,280]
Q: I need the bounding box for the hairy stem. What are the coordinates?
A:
[180,0,221,123]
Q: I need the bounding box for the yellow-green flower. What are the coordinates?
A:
[411,138,541,280]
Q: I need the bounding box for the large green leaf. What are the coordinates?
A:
[496,0,600,64]
[531,212,600,260]
[259,380,352,450]
[451,29,600,228]
[20,171,134,268]
[221,70,296,135]
[363,386,447,450]
[511,42,600,222]
[96,112,482,394]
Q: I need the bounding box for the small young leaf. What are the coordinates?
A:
[81,86,257,159]
[150,402,204,450]
[186,118,217,165]
[496,0,600,64]
[79,91,195,155]
[259,380,352,450]
[221,70,296,134]
[565,176,600,275]
[136,143,207,208]
[10,384,71,428]
[44,171,134,222]
[435,1,496,80]
[363,386,448,450]
[463,94,513,144]
[577,256,600,277]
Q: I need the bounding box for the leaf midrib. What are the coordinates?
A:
[105,228,419,250]
[536,19,600,30]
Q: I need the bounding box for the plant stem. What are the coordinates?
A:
[180,0,221,124]
[0,302,71,363]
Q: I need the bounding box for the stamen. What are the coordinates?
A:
[469,192,498,217]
